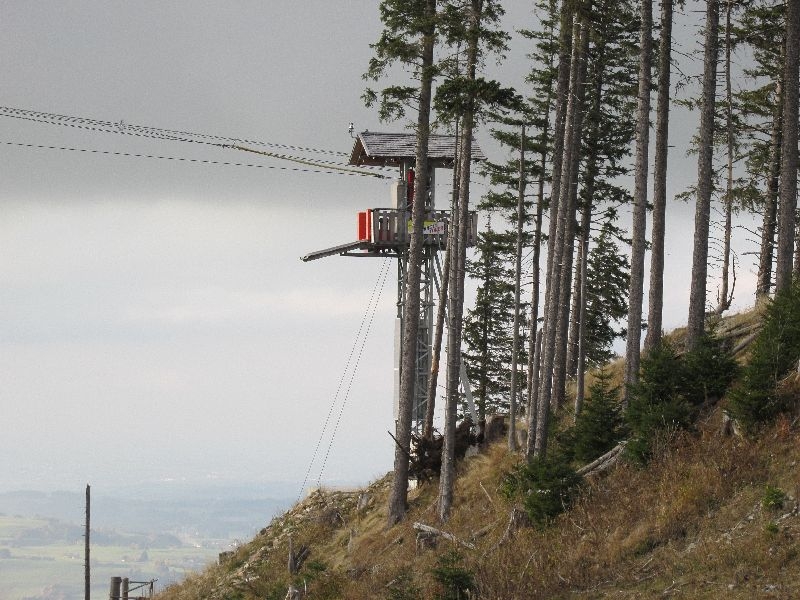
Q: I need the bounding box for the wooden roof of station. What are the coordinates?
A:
[348,131,486,168]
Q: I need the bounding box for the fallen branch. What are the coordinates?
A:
[470,519,500,541]
[387,430,412,462]
[717,321,761,340]
[412,522,475,550]
[576,442,627,477]
[498,507,530,547]
[732,332,759,355]
[479,481,495,505]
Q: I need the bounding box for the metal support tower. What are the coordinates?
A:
[302,132,481,433]
[393,161,437,430]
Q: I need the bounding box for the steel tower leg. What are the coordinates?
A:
[395,247,435,435]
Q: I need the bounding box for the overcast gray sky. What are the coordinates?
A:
[0,1,761,495]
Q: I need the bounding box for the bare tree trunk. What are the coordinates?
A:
[525,169,545,457]
[526,330,543,458]
[686,0,720,351]
[644,0,674,352]
[536,11,583,458]
[573,222,589,419]
[775,0,799,293]
[716,0,734,315]
[544,0,577,291]
[387,0,436,528]
[756,81,782,299]
[424,126,460,439]
[566,225,583,377]
[525,0,558,460]
[509,126,527,451]
[534,0,575,450]
[623,0,654,401]
[439,0,481,523]
[551,8,590,412]
[566,32,604,379]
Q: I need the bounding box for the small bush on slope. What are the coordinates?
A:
[681,325,740,407]
[729,282,800,432]
[626,332,738,464]
[625,341,691,464]
[431,551,475,600]
[501,453,582,526]
[570,368,625,463]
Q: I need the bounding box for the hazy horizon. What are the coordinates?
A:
[0,1,763,500]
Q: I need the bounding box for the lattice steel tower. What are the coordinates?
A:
[302,132,481,432]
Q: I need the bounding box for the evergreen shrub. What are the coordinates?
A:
[728,283,800,432]
[762,484,786,510]
[681,328,739,407]
[625,341,691,464]
[571,369,625,463]
[501,455,582,526]
[431,551,475,600]
[386,569,421,600]
[626,332,738,464]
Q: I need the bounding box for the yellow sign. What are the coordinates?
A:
[407,220,446,235]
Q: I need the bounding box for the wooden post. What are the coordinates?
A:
[121,578,129,600]
[85,484,90,600]
[109,577,121,600]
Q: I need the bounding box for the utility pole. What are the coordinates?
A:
[85,484,90,600]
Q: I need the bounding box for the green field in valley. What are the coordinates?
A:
[0,514,221,600]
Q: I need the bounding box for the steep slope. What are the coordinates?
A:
[157,310,800,599]
[156,416,799,599]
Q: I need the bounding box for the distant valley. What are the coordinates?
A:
[0,483,295,600]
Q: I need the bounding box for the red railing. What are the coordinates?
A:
[357,208,477,248]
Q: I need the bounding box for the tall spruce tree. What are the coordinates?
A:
[463,227,519,420]
[583,221,631,367]
[533,0,576,459]
[364,0,440,527]
[565,0,639,378]
[536,2,589,458]
[644,0,675,350]
[436,0,511,523]
[687,0,721,350]
[521,0,560,460]
[775,0,799,291]
[623,0,653,403]
[736,1,786,299]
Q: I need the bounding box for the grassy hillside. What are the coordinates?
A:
[156,310,800,599]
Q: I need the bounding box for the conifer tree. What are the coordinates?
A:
[687,0,721,350]
[775,0,799,291]
[521,1,560,458]
[437,0,512,523]
[582,222,630,367]
[364,0,440,527]
[571,369,623,462]
[623,0,653,402]
[463,227,518,420]
[729,0,784,299]
[536,2,588,458]
[565,0,639,378]
[644,0,675,350]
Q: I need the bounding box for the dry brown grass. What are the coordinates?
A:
[158,308,800,600]
[157,413,800,599]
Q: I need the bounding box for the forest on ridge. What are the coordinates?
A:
[365,0,799,528]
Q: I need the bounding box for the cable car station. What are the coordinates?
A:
[302,131,482,432]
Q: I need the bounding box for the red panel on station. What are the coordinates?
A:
[358,211,370,241]
[406,169,415,211]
